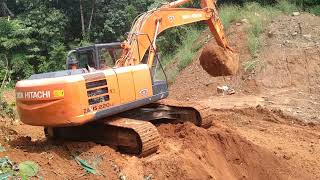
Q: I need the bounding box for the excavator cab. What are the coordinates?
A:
[65,42,167,82]
[66,43,122,70]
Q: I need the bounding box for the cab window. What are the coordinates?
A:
[98,47,122,69]
[78,50,96,68]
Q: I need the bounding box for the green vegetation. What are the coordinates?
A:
[220,5,241,29]
[0,90,16,121]
[219,3,280,57]
[0,0,156,88]
[0,157,39,179]
[176,29,203,71]
[309,5,320,15]
[161,0,318,76]
[275,0,299,14]
[218,2,294,73]
[159,27,203,83]
[162,2,280,76]
[244,3,278,56]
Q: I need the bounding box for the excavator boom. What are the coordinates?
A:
[116,0,233,70]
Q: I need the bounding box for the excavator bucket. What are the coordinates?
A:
[197,0,239,77]
[199,41,238,77]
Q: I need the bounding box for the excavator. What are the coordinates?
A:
[15,0,238,156]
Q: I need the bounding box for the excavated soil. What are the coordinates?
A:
[199,44,238,76]
[1,13,320,179]
[1,106,319,179]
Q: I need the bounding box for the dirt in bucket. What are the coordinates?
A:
[199,42,238,77]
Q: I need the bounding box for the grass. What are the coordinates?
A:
[243,59,259,73]
[219,2,288,73]
[275,0,299,14]
[220,5,241,29]
[176,28,203,71]
[221,3,271,58]
[160,27,203,83]
[308,5,320,16]
[242,58,266,73]
[248,33,260,57]
[220,3,280,73]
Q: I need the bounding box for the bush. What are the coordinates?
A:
[157,26,190,58]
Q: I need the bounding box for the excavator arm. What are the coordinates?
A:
[116,0,232,68]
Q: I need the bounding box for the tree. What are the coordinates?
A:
[0,18,35,84]
[0,3,69,84]
[91,0,155,42]
[21,5,68,73]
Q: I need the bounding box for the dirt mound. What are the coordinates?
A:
[199,43,238,76]
[212,106,320,180]
[142,122,305,180]
[161,13,320,179]
[3,133,122,179]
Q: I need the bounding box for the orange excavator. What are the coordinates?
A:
[15,0,237,156]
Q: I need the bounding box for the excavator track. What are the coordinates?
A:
[45,99,213,156]
[45,117,160,157]
[119,100,214,129]
[106,118,160,157]
[156,99,214,128]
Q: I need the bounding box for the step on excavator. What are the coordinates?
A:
[15,0,238,156]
